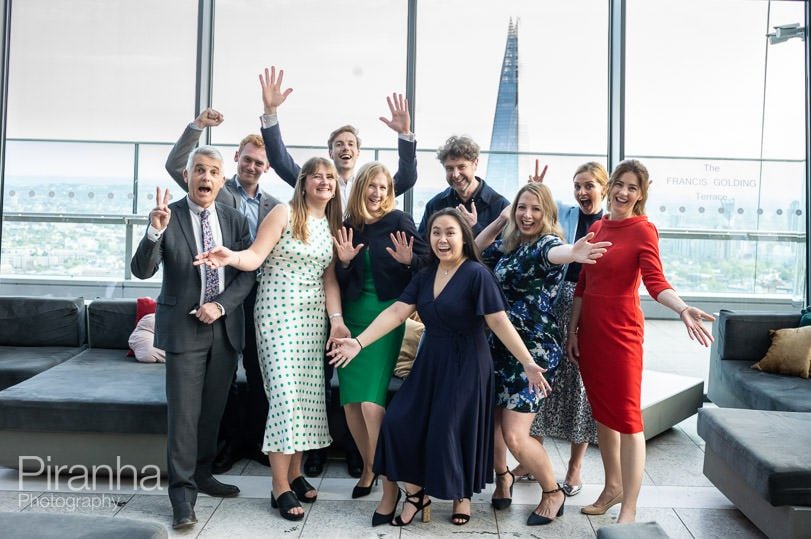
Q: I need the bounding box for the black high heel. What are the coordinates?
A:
[391,488,431,526]
[352,474,378,499]
[526,483,566,526]
[290,475,318,503]
[491,468,515,510]
[451,497,471,525]
[371,487,402,526]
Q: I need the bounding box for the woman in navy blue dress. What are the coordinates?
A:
[328,208,550,528]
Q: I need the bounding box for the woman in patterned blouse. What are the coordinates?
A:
[475,183,610,526]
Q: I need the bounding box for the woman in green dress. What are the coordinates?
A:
[332,161,429,499]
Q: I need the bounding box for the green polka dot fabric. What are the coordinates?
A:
[255,206,334,454]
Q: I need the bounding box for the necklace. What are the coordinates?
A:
[439,259,464,276]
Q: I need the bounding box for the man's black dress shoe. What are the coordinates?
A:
[196,475,240,497]
[212,442,239,474]
[346,448,363,478]
[303,449,326,477]
[172,502,197,530]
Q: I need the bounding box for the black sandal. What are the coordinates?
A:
[270,490,304,521]
[290,475,318,503]
[451,497,471,525]
[491,468,515,510]
[392,488,431,526]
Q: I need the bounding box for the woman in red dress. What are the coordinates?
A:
[567,160,714,523]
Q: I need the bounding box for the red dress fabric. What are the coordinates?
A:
[574,216,671,434]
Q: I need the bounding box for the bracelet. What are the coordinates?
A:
[355,337,364,350]
[328,312,343,320]
[678,305,690,316]
[568,331,578,335]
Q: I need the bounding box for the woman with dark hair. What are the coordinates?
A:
[328,207,549,528]
[568,159,714,523]
[332,161,429,499]
[475,182,610,525]
[196,157,346,522]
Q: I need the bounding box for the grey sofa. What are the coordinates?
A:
[0,296,86,390]
[0,299,168,473]
[707,309,810,411]
[700,310,811,539]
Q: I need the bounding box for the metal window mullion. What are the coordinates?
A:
[607,0,625,172]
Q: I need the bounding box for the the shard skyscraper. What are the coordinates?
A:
[486,19,519,195]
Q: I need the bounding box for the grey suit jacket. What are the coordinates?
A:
[165,124,281,223]
[130,198,255,354]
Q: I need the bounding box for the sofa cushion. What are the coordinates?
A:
[712,358,811,412]
[88,299,136,350]
[0,296,85,347]
[0,346,86,390]
[0,348,166,434]
[752,326,811,378]
[698,408,811,506]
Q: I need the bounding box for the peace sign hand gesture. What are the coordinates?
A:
[528,159,549,183]
[150,187,171,231]
[332,227,364,266]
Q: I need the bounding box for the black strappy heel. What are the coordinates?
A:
[491,468,515,510]
[391,488,431,526]
[451,497,471,525]
[526,483,566,526]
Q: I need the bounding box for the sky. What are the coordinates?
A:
[3,0,807,220]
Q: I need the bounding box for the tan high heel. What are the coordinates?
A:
[580,490,623,515]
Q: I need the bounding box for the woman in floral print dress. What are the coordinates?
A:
[476,183,610,525]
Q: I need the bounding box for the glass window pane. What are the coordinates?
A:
[414,1,608,218]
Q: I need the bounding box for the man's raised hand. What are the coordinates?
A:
[150,187,172,231]
[192,108,224,130]
[260,66,293,115]
[379,93,411,135]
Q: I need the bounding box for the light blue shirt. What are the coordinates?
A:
[231,177,261,241]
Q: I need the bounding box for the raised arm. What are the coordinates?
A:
[547,232,611,266]
[259,66,300,188]
[327,301,416,367]
[475,204,510,251]
[165,108,224,189]
[380,94,418,196]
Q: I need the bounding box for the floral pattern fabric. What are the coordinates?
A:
[482,235,565,413]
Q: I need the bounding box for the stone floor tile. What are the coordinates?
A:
[644,444,713,487]
[592,507,691,538]
[240,459,272,477]
[498,501,596,537]
[221,458,250,476]
[199,496,308,538]
[398,500,496,537]
[115,494,221,538]
[298,499,398,538]
[675,507,767,538]
[0,490,41,512]
[321,459,353,479]
[647,426,695,446]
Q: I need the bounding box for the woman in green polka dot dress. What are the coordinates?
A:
[332,162,429,500]
[196,157,346,521]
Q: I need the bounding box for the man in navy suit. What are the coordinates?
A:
[166,112,281,472]
[132,146,254,529]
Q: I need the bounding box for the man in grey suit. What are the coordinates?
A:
[132,146,255,530]
[166,111,281,472]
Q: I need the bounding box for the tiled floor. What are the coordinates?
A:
[0,320,768,537]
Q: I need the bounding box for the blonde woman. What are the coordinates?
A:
[332,162,428,501]
[475,182,610,526]
[196,157,345,521]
